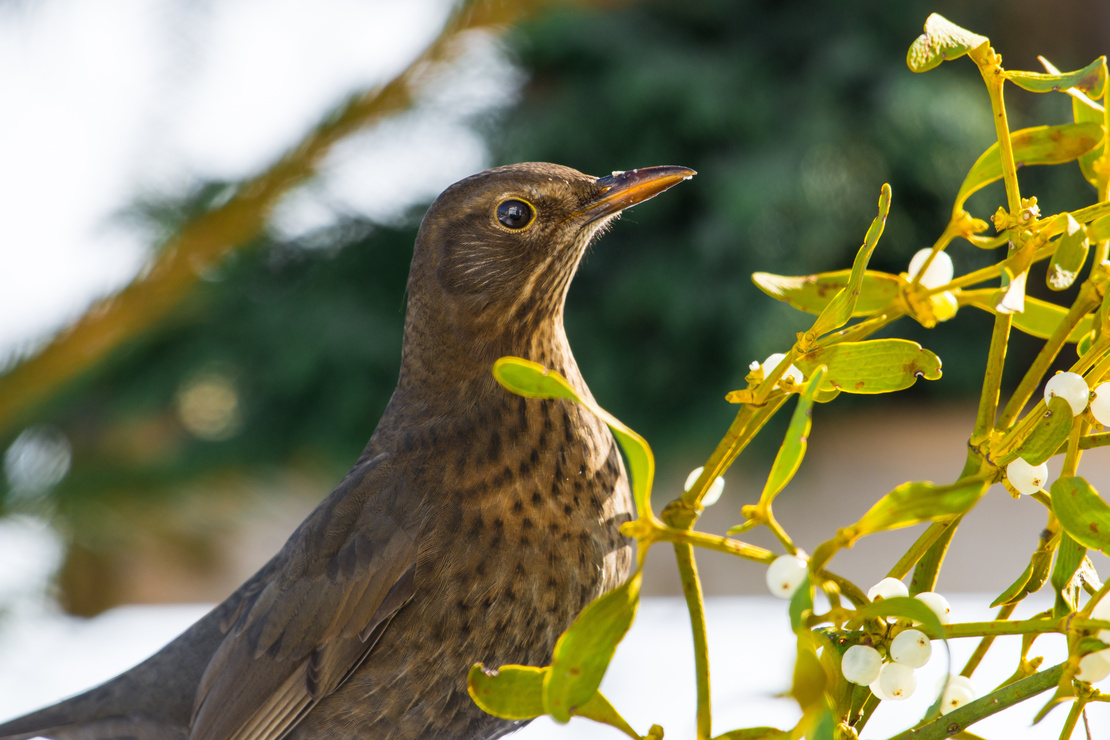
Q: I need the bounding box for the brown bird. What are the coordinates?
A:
[0,162,694,740]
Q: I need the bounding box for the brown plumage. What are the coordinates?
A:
[0,162,694,740]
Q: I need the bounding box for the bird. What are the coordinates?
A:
[0,161,694,740]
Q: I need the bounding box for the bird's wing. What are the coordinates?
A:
[189,453,421,740]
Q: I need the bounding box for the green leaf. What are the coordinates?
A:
[1008,396,1075,466]
[791,633,828,711]
[1088,214,1110,243]
[1051,476,1110,554]
[493,357,654,516]
[751,269,900,317]
[953,122,1103,214]
[574,691,643,740]
[788,574,813,633]
[544,570,642,723]
[793,339,941,395]
[1073,94,1106,188]
[712,729,787,740]
[1050,532,1086,617]
[1046,215,1089,291]
[1041,55,1109,187]
[906,13,989,73]
[845,479,988,543]
[493,356,581,402]
[760,367,825,507]
[808,184,891,337]
[962,289,1094,342]
[1008,57,1107,97]
[467,665,643,738]
[991,533,1056,607]
[852,596,947,638]
[468,664,546,720]
[805,706,837,740]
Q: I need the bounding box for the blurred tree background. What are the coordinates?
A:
[1,0,1108,615]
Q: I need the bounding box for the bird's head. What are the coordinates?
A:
[406,162,694,348]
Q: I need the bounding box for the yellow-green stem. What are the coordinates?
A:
[674,543,712,740]
[821,311,901,347]
[683,399,785,511]
[887,520,954,580]
[1058,698,1086,740]
[1062,420,1085,478]
[972,312,1013,446]
[975,49,1022,215]
[888,663,1065,740]
[653,526,774,564]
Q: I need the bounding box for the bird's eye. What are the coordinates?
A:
[496,199,535,230]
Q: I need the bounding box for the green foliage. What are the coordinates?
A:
[760,368,823,507]
[1052,476,1110,554]
[953,122,1102,214]
[793,339,942,394]
[544,572,643,723]
[473,12,1110,739]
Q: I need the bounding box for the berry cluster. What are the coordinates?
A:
[838,579,965,709]
[1004,371,1110,495]
[766,563,979,714]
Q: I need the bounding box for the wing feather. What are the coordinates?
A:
[190,453,421,740]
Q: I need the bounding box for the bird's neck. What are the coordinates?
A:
[391,307,586,421]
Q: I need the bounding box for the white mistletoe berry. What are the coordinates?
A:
[1077,650,1110,683]
[684,466,725,506]
[908,249,954,289]
[868,577,909,603]
[766,554,808,599]
[1091,383,1110,426]
[841,644,882,685]
[890,628,932,668]
[938,677,976,715]
[760,353,803,386]
[915,591,952,625]
[876,662,916,700]
[1005,457,1048,496]
[1044,372,1089,416]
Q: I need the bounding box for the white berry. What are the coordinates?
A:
[890,628,932,668]
[940,682,975,714]
[684,466,725,506]
[908,249,954,289]
[1044,372,1089,416]
[841,645,882,685]
[766,554,808,599]
[1091,383,1110,426]
[877,661,916,700]
[936,674,976,695]
[1005,456,1048,495]
[915,591,952,625]
[870,676,894,701]
[868,577,909,602]
[1077,650,1110,683]
[760,353,803,386]
[1091,596,1110,645]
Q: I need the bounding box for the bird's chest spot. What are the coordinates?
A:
[419,397,632,662]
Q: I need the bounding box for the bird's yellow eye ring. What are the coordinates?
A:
[495,198,536,230]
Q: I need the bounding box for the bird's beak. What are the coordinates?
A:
[581,165,696,221]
